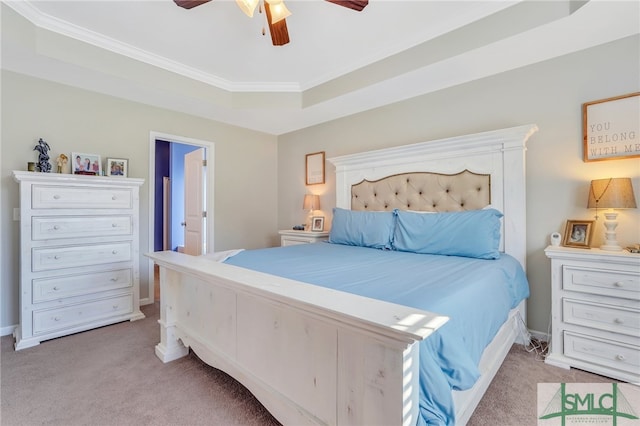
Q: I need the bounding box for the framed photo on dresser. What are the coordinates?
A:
[562,219,594,248]
[106,158,128,177]
[72,152,101,175]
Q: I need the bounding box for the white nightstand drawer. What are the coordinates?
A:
[279,230,329,246]
[32,268,133,303]
[32,185,133,209]
[32,242,132,271]
[564,331,640,375]
[563,266,640,301]
[563,298,640,337]
[33,294,133,334]
[282,237,314,246]
[32,215,133,240]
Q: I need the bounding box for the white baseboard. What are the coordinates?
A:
[528,328,550,342]
[1,324,17,337]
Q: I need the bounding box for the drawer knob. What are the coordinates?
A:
[112,196,117,200]
[112,223,118,227]
[53,316,61,321]
[614,318,624,324]
[616,354,626,361]
[53,286,59,291]
[112,250,118,255]
[53,225,60,230]
[613,281,623,287]
[112,305,119,310]
[54,255,60,260]
[53,195,60,200]
[110,277,118,282]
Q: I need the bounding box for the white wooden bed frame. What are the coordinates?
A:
[146,124,538,426]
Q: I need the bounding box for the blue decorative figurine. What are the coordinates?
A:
[33,138,51,172]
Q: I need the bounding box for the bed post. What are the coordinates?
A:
[155,266,189,362]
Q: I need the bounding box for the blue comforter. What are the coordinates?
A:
[225,242,529,425]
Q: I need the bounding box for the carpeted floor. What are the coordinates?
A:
[0,303,618,425]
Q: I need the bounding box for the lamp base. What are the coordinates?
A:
[600,243,623,251]
[305,210,314,231]
[599,211,623,251]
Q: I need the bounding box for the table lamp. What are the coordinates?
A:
[587,177,637,251]
[303,194,320,231]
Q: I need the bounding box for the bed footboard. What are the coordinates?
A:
[147,251,448,426]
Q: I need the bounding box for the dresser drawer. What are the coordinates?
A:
[564,331,640,375]
[32,242,132,271]
[32,268,133,303]
[32,185,133,209]
[563,298,640,337]
[563,266,640,300]
[32,215,132,241]
[33,294,133,334]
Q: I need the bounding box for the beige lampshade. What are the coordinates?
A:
[587,177,637,209]
[303,194,320,211]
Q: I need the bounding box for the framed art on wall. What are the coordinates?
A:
[305,151,325,185]
[72,152,101,175]
[583,92,640,162]
[106,158,128,177]
[562,220,594,248]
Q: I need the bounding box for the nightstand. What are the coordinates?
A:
[279,230,329,246]
[544,246,639,383]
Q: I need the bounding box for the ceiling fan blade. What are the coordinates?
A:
[325,0,368,12]
[264,2,290,46]
[174,0,212,10]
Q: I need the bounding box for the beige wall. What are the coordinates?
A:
[277,35,640,335]
[1,71,278,330]
[2,36,639,338]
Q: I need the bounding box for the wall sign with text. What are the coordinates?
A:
[583,92,639,162]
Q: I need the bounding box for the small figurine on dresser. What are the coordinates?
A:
[33,138,51,172]
[55,153,68,173]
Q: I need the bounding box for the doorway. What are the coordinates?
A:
[147,132,214,303]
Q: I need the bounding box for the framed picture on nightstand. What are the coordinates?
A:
[311,216,325,232]
[562,219,594,248]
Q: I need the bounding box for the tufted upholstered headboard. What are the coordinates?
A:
[350,170,490,212]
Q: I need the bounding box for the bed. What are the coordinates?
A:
[146,124,538,425]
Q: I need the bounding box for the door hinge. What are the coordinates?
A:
[202,160,207,166]
[202,211,207,218]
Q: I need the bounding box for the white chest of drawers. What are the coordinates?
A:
[544,246,640,383]
[12,171,145,350]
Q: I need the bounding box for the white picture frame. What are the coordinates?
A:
[106,158,128,177]
[72,152,101,175]
[311,216,325,232]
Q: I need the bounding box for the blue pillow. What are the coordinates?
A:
[328,208,395,250]
[392,208,503,259]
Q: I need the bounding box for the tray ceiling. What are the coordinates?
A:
[2,0,639,135]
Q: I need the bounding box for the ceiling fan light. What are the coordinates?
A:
[266,0,291,23]
[236,0,259,17]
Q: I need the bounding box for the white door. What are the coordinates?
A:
[183,148,205,256]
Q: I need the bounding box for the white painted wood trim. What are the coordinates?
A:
[147,131,215,304]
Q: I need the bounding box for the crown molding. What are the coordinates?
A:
[4,0,303,94]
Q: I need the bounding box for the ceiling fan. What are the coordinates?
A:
[174,0,368,46]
